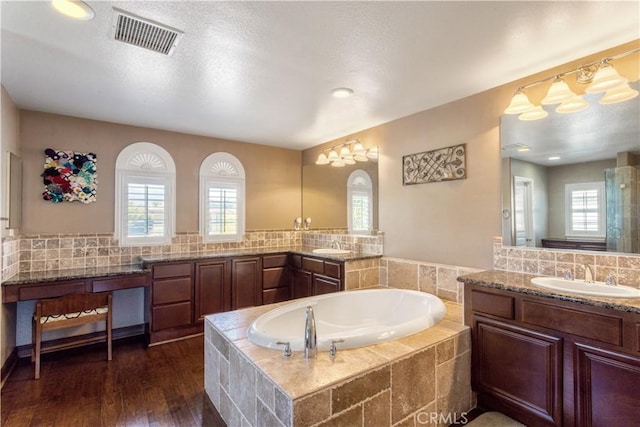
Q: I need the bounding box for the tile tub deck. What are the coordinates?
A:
[204,291,473,427]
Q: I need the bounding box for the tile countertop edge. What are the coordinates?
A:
[457,270,640,314]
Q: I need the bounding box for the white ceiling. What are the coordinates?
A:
[1,1,639,150]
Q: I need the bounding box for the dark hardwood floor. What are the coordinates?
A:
[1,335,226,427]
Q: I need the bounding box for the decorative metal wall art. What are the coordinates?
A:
[42,149,98,203]
[402,144,466,185]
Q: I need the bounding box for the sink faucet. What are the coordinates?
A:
[331,240,341,250]
[304,306,317,359]
[584,264,594,283]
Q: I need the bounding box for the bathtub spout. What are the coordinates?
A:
[304,306,317,358]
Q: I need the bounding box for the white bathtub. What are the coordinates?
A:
[246,288,447,351]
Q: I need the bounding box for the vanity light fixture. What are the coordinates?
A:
[52,0,95,20]
[504,47,639,120]
[314,139,377,167]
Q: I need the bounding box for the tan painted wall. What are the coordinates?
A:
[1,85,20,368]
[19,111,302,235]
[510,158,550,247]
[303,40,639,269]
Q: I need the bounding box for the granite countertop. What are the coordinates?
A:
[140,246,382,265]
[458,270,640,314]
[2,264,150,286]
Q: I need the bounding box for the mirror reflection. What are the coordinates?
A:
[302,158,378,232]
[501,81,640,253]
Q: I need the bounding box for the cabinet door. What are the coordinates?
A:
[291,269,312,299]
[232,257,262,309]
[195,259,231,320]
[313,274,340,295]
[575,343,640,427]
[473,316,562,426]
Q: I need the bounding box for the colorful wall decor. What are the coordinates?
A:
[402,143,466,185]
[41,149,97,203]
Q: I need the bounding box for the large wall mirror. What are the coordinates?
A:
[501,81,639,254]
[302,156,378,231]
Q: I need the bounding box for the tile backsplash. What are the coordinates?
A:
[1,230,384,281]
[493,237,640,288]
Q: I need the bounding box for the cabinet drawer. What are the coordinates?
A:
[263,254,288,268]
[471,290,514,319]
[313,275,341,295]
[522,300,623,346]
[302,257,324,274]
[263,267,289,290]
[324,261,341,279]
[152,277,192,305]
[263,287,291,305]
[153,263,191,279]
[92,274,149,292]
[19,281,87,300]
[152,302,192,331]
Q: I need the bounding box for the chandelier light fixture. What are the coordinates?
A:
[504,47,639,121]
[315,139,378,167]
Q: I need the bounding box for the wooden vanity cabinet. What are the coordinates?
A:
[262,254,291,304]
[232,256,262,309]
[464,284,640,426]
[289,254,344,299]
[194,259,231,320]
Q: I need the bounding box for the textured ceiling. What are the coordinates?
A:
[1,1,639,149]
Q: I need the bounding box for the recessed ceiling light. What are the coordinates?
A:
[52,0,95,20]
[331,87,354,98]
[517,147,531,152]
[548,156,561,161]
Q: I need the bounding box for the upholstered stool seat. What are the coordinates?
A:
[32,293,112,379]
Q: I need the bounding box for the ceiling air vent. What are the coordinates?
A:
[112,8,183,56]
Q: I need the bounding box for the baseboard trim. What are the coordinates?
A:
[1,347,19,388]
[16,324,147,359]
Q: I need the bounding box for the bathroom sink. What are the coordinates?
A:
[530,277,640,298]
[312,248,351,255]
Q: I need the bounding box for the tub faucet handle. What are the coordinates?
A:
[329,339,344,357]
[276,341,292,358]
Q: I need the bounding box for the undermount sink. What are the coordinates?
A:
[312,248,351,255]
[530,277,640,298]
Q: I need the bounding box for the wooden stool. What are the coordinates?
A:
[32,292,113,379]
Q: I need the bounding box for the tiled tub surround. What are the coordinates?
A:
[380,257,484,304]
[2,230,384,280]
[493,237,640,289]
[205,298,472,427]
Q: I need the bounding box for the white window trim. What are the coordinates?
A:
[564,181,606,240]
[347,169,373,235]
[199,152,245,243]
[115,142,176,246]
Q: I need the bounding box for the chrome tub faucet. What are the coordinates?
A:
[304,306,317,359]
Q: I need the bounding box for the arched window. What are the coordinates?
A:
[347,169,373,234]
[199,152,245,242]
[115,142,176,246]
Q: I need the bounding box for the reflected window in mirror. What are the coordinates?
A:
[347,170,373,234]
[565,182,605,239]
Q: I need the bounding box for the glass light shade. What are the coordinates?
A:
[504,91,534,114]
[599,83,639,105]
[339,146,351,157]
[343,156,356,165]
[585,64,627,93]
[366,147,379,160]
[519,105,548,121]
[331,159,346,167]
[52,0,95,20]
[327,150,340,161]
[353,154,368,162]
[541,79,576,105]
[555,96,589,113]
[315,153,330,165]
[330,87,354,98]
[352,142,366,155]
